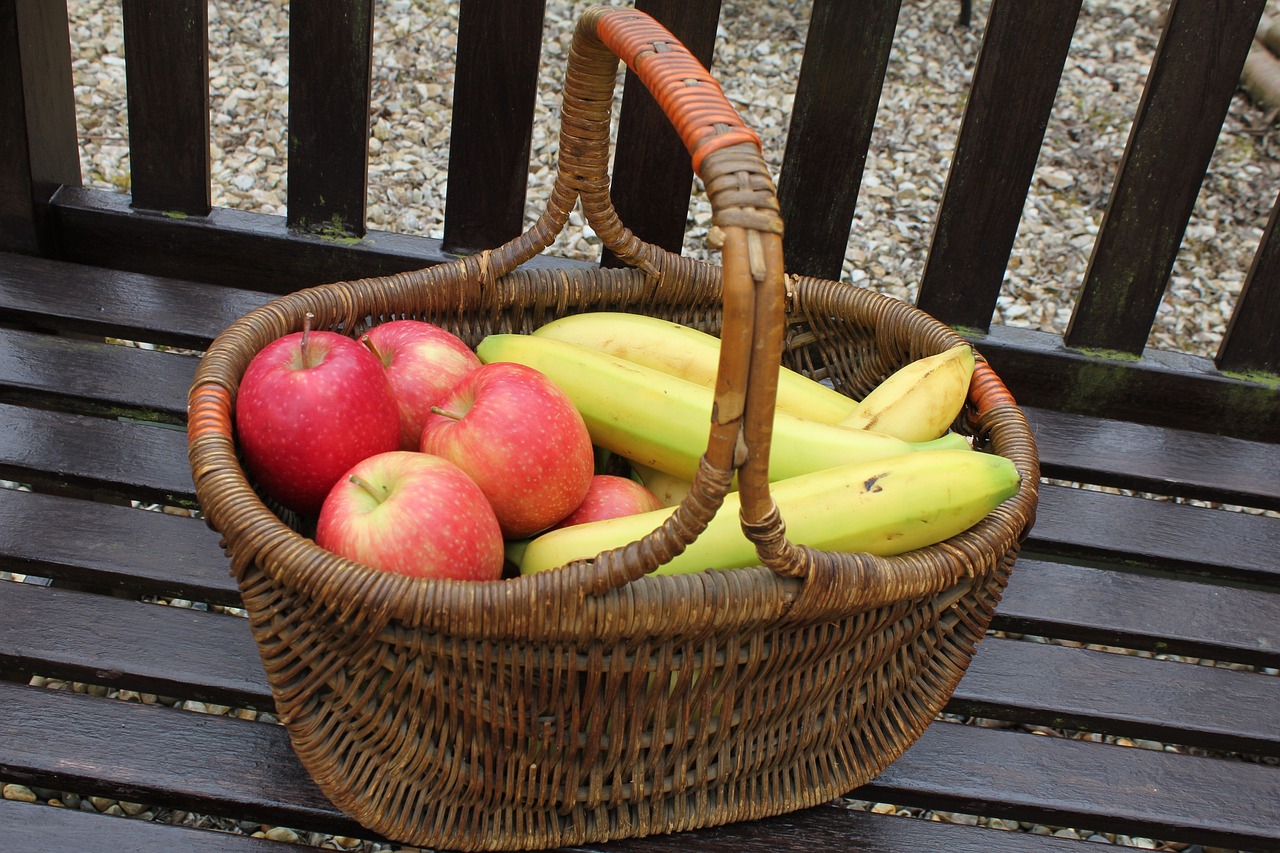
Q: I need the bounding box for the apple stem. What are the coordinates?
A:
[349,474,388,502]
[300,312,316,369]
[360,333,385,365]
[430,405,464,421]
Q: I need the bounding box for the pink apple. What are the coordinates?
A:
[552,474,663,529]
[361,319,482,450]
[235,320,400,516]
[316,451,504,580]
[421,362,594,539]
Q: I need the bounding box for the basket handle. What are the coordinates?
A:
[543,7,815,594]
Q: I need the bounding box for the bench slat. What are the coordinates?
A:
[441,0,547,253]
[285,0,374,237]
[0,799,308,853]
[0,488,237,603]
[995,558,1280,669]
[1065,0,1266,355]
[1026,405,1280,510]
[0,252,273,348]
[1218,187,1280,374]
[1027,482,1280,586]
[120,0,210,216]
[775,0,900,279]
[0,402,194,506]
[6,578,1277,758]
[0,327,194,422]
[950,634,1280,756]
[0,0,80,255]
[861,720,1280,851]
[602,0,722,267]
[915,0,1081,331]
[3,681,1274,850]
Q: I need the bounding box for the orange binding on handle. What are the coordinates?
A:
[595,9,762,175]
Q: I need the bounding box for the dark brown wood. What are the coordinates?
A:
[1217,187,1280,374]
[0,682,366,839]
[996,559,1280,669]
[600,0,723,268]
[0,0,80,254]
[915,0,1082,331]
[0,327,195,422]
[44,187,593,293]
[0,488,238,604]
[441,0,547,254]
[2,799,312,853]
[968,323,1280,444]
[0,251,275,348]
[1,582,269,710]
[121,0,210,215]
[0,402,195,506]
[776,0,902,279]
[1024,405,1280,510]
[286,0,375,238]
[859,721,1280,850]
[952,636,1280,756]
[1029,482,1280,586]
[1065,0,1267,355]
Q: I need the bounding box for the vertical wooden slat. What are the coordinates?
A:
[915,0,1082,332]
[286,0,375,238]
[600,0,722,268]
[1216,189,1280,375]
[1064,0,1266,356]
[121,0,210,215]
[775,0,902,280]
[441,0,547,255]
[0,0,79,255]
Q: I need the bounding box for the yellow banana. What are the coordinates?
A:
[839,344,976,441]
[475,334,969,483]
[532,311,857,423]
[630,461,693,508]
[519,448,1020,575]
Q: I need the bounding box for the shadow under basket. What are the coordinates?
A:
[186,7,1039,850]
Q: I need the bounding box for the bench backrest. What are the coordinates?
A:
[2,0,1276,442]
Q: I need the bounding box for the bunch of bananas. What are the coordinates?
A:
[476,313,1019,576]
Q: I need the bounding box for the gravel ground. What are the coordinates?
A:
[10,1,1275,850]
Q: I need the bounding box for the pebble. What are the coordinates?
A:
[3,784,37,803]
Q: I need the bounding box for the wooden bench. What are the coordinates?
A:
[2,1,1278,851]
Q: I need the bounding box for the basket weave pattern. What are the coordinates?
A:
[188,8,1039,849]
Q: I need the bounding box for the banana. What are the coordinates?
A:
[839,344,975,441]
[630,461,693,508]
[519,448,1021,575]
[532,312,857,423]
[476,334,969,483]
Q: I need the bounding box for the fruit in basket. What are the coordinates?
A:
[840,344,976,441]
[422,362,594,538]
[533,311,857,423]
[552,474,663,529]
[518,448,1021,575]
[235,318,400,516]
[361,319,482,450]
[630,462,693,508]
[316,450,504,580]
[475,334,969,483]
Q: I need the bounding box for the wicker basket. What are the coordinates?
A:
[188,7,1039,850]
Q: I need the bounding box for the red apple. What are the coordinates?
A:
[552,474,663,529]
[361,319,482,450]
[235,318,400,516]
[421,362,594,538]
[316,451,504,580]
